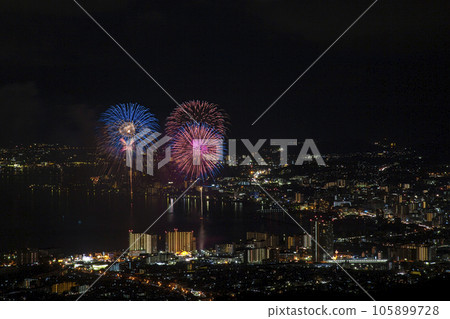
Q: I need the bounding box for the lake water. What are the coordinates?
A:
[0,182,301,253]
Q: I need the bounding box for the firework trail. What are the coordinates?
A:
[98,103,159,199]
[171,123,224,180]
[166,100,228,137]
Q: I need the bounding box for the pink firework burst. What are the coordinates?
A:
[119,138,134,153]
[166,100,228,137]
[171,123,224,180]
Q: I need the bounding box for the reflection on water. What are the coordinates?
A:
[0,185,299,253]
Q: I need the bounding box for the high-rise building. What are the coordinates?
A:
[129,231,158,254]
[286,235,302,250]
[303,234,312,249]
[337,179,346,188]
[394,203,409,221]
[17,249,39,265]
[165,229,196,253]
[294,192,304,203]
[246,232,279,248]
[51,282,77,295]
[215,244,235,255]
[311,216,333,262]
[246,232,267,241]
[388,244,436,261]
[246,247,268,264]
[266,234,279,247]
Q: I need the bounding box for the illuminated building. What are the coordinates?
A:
[165,229,196,253]
[311,215,333,262]
[18,249,38,265]
[51,282,77,294]
[393,203,409,221]
[286,234,312,250]
[215,243,235,255]
[247,232,267,241]
[294,192,304,203]
[129,231,158,254]
[337,179,346,188]
[388,244,436,261]
[146,252,174,265]
[23,278,37,289]
[246,232,279,248]
[266,235,279,247]
[287,235,302,250]
[246,247,268,264]
[303,234,312,249]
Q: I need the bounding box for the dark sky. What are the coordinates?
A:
[0,0,449,149]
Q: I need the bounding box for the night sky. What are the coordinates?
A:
[1,0,449,150]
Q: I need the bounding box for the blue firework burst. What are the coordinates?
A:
[99,103,159,157]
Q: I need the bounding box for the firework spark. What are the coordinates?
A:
[98,103,159,200]
[166,100,228,137]
[99,103,159,158]
[171,123,224,180]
